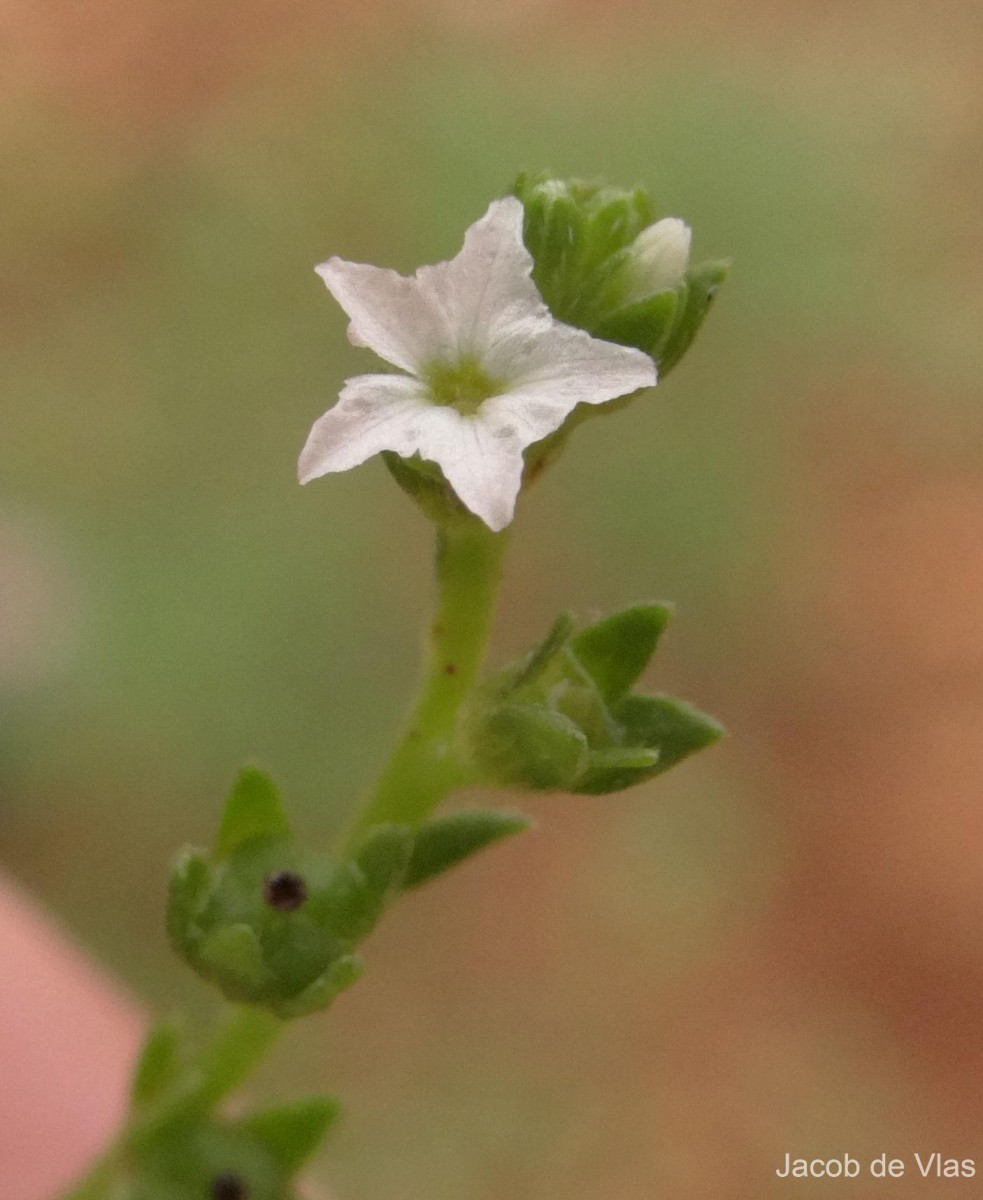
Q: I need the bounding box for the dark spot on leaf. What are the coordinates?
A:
[262,870,308,912]
[444,662,457,675]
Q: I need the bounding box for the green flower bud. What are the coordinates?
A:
[472,702,589,791]
[167,769,410,1017]
[119,1098,339,1200]
[512,172,727,378]
[624,217,691,300]
[465,604,723,795]
[117,1017,340,1200]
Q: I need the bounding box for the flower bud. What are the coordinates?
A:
[119,1097,339,1200]
[512,173,727,378]
[167,769,409,1018]
[465,605,723,795]
[625,217,692,301]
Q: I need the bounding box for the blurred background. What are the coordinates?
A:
[3,1,983,1196]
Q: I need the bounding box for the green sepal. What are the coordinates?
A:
[215,766,291,859]
[382,451,484,530]
[593,290,679,360]
[658,259,730,376]
[131,1021,185,1109]
[238,1096,342,1172]
[404,809,531,889]
[522,186,588,313]
[276,954,364,1019]
[570,747,661,795]
[570,603,672,704]
[312,862,379,942]
[198,924,270,994]
[506,611,574,692]
[615,693,725,774]
[473,702,589,790]
[585,186,653,263]
[513,174,654,328]
[166,848,212,946]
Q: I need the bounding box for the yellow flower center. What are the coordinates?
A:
[422,354,500,415]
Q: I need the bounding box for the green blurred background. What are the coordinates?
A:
[4,2,983,1196]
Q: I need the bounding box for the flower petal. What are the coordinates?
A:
[490,323,657,426]
[409,407,526,531]
[629,217,692,297]
[315,262,455,374]
[414,196,546,362]
[298,374,432,482]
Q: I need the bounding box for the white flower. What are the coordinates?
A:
[626,217,691,301]
[298,197,657,531]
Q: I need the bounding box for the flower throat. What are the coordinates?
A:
[422,354,500,415]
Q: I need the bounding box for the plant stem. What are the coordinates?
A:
[350,520,508,836]
[186,1004,283,1112]
[59,1006,283,1199]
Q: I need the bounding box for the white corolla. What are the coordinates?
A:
[298,196,657,531]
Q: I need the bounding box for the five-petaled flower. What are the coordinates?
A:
[298,197,657,531]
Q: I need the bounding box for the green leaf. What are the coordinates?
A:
[215,766,291,859]
[131,1021,184,1108]
[404,810,531,889]
[658,259,730,376]
[616,693,725,773]
[473,702,589,790]
[570,604,673,703]
[353,823,414,900]
[239,1096,342,1171]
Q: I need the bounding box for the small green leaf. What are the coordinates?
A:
[570,604,673,703]
[215,767,291,859]
[131,1021,184,1108]
[473,702,589,790]
[353,823,414,900]
[199,924,269,991]
[239,1096,342,1171]
[616,693,725,773]
[404,810,531,889]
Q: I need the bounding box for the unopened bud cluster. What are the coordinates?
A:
[513,172,729,376]
[466,605,723,794]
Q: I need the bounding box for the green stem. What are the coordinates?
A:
[351,520,508,835]
[60,1006,283,1199]
[63,522,507,1198]
[185,1004,282,1113]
